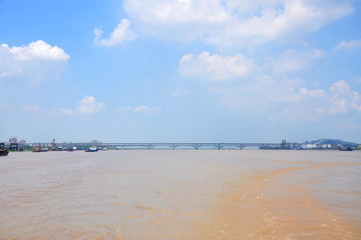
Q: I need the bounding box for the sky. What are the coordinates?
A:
[1,0,361,143]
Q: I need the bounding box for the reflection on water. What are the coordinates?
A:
[0,150,360,239]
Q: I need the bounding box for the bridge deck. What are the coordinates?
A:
[27,142,282,150]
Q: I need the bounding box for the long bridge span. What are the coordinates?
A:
[29,142,282,150]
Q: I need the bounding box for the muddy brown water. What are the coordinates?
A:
[0,150,360,239]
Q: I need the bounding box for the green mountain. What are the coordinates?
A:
[306,138,359,147]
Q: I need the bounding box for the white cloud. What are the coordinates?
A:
[76,96,105,114]
[94,18,136,46]
[211,77,361,121]
[180,52,254,81]
[0,40,70,85]
[215,76,305,111]
[0,72,11,78]
[287,87,327,103]
[117,105,162,113]
[21,104,58,117]
[334,40,361,51]
[170,87,193,97]
[278,105,326,122]
[299,88,326,98]
[126,0,229,24]
[328,80,361,114]
[272,48,326,73]
[23,104,43,113]
[60,96,105,115]
[4,41,69,61]
[59,107,73,115]
[124,0,353,47]
[329,80,351,92]
[134,105,162,113]
[279,80,361,120]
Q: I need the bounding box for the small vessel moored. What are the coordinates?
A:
[339,147,353,151]
[0,143,9,156]
[68,146,77,152]
[85,146,98,152]
[32,144,48,152]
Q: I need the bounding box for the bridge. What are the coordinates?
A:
[28,142,282,150]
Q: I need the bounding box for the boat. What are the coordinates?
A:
[0,143,9,156]
[32,149,48,152]
[0,149,8,156]
[85,146,98,152]
[339,147,353,151]
[68,146,77,152]
[32,144,48,152]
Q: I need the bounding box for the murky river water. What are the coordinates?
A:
[0,150,360,239]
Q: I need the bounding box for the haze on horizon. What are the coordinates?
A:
[1,0,361,143]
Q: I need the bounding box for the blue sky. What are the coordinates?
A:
[1,0,361,143]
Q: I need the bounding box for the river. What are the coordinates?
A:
[0,150,360,239]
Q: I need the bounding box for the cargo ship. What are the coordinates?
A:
[0,143,9,156]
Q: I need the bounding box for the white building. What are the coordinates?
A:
[301,144,317,149]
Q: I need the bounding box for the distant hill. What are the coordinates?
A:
[305,138,359,147]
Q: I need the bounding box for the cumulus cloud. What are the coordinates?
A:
[328,80,361,114]
[211,77,361,121]
[0,40,70,85]
[334,40,361,51]
[272,48,326,73]
[180,52,254,81]
[94,18,136,46]
[60,96,105,115]
[124,0,353,47]
[279,80,361,120]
